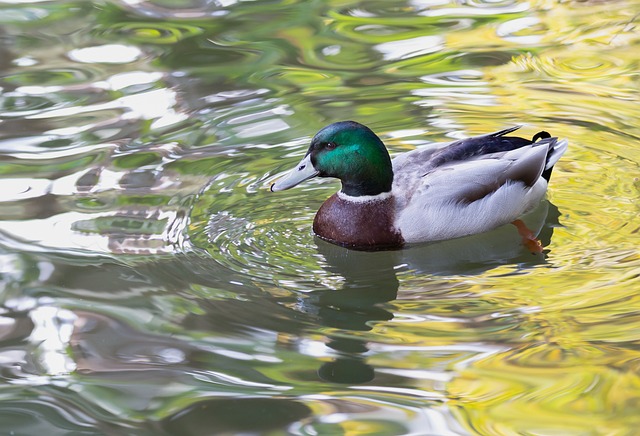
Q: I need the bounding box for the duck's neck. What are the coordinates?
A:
[339,167,393,197]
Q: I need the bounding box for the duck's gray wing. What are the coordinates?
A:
[426,126,528,169]
[392,127,527,205]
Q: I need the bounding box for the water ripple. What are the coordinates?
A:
[1,67,98,87]
[115,0,234,19]
[96,22,204,44]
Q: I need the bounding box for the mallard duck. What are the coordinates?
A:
[271,121,568,250]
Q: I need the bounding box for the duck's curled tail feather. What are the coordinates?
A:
[539,135,568,181]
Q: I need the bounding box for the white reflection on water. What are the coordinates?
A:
[30,305,77,375]
[100,71,164,91]
[0,178,50,201]
[412,0,530,17]
[0,0,53,4]
[68,44,142,64]
[31,87,187,133]
[1,212,118,253]
[12,56,37,67]
[376,35,444,60]
[317,396,467,435]
[120,89,189,129]
[497,17,543,44]
[118,0,234,18]
[0,209,185,254]
[232,118,290,138]
[17,72,163,95]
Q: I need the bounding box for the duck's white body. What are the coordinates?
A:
[391,128,568,243]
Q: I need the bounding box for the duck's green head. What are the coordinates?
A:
[271,121,393,197]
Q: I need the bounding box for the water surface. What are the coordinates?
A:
[0,0,639,434]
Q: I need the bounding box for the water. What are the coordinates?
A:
[0,0,639,434]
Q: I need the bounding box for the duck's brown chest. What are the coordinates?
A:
[312,193,403,250]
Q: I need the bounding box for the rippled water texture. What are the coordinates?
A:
[0,0,639,434]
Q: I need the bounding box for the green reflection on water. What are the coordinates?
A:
[0,0,639,435]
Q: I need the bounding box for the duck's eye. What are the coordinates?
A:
[325,142,337,150]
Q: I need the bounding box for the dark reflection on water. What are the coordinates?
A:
[312,241,399,384]
[160,398,312,435]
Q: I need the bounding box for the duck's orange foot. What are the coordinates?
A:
[512,219,544,254]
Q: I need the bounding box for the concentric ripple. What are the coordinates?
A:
[189,176,334,292]
[0,67,97,87]
[96,22,204,44]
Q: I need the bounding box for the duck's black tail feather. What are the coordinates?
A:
[533,132,568,182]
[532,131,550,142]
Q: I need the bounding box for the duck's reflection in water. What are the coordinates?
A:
[309,241,398,384]
[307,200,560,383]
